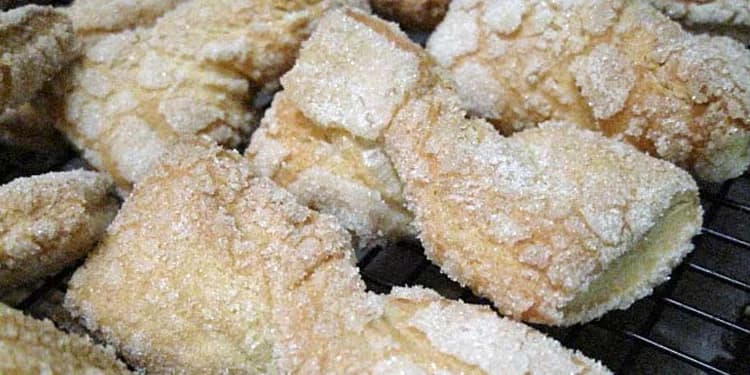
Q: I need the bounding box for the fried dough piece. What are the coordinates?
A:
[649,0,750,43]
[55,0,369,194]
[370,0,449,30]
[0,5,78,110]
[0,6,77,179]
[426,0,750,182]
[246,93,413,248]
[0,303,130,374]
[64,0,186,42]
[0,170,117,292]
[65,137,609,373]
[271,274,611,374]
[65,140,277,373]
[280,9,703,325]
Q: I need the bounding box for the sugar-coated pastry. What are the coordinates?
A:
[55,0,369,194]
[0,5,78,180]
[64,0,187,42]
[427,0,750,182]
[0,170,117,292]
[649,0,750,43]
[66,137,609,374]
[0,303,130,374]
[65,139,276,373]
[0,5,78,110]
[370,0,449,30]
[246,93,414,248]
[280,8,703,325]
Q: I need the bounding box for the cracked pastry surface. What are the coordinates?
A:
[427,0,750,182]
[648,0,750,43]
[0,5,78,111]
[0,170,117,292]
[0,303,130,374]
[246,92,414,248]
[65,137,609,374]
[64,0,187,42]
[55,0,369,194]
[280,9,703,325]
[65,139,278,373]
[370,0,450,30]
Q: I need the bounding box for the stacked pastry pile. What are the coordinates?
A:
[1,0,747,373]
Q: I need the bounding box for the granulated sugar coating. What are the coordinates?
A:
[649,0,750,43]
[0,170,117,292]
[246,93,414,249]
[55,0,370,194]
[0,303,130,374]
[63,0,187,40]
[280,9,704,325]
[427,0,750,183]
[65,139,278,373]
[0,5,79,110]
[65,137,609,374]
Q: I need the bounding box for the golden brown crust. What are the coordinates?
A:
[380,287,610,374]
[65,139,278,373]
[427,0,750,182]
[0,170,117,292]
[390,115,702,324]
[246,93,414,248]
[66,137,608,373]
[0,303,129,374]
[270,275,611,374]
[370,0,450,30]
[0,5,79,110]
[64,0,186,41]
[281,9,703,325]
[55,0,369,194]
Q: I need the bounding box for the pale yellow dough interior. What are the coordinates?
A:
[562,193,699,320]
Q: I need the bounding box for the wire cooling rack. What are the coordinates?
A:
[358,172,750,375]
[4,2,749,373]
[11,161,750,375]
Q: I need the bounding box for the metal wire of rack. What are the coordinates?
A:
[3,2,748,373]
[357,171,750,374]
[12,157,749,375]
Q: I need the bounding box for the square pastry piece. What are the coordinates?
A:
[0,303,129,374]
[65,137,609,373]
[56,0,370,194]
[427,0,750,183]
[262,8,703,325]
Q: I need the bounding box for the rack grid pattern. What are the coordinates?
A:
[5,2,749,372]
[358,172,750,374]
